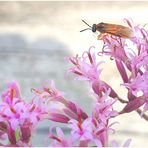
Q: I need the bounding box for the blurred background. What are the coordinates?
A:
[0,1,147,147]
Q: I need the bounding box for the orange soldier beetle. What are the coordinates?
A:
[80,20,133,38]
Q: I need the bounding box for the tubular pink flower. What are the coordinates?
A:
[49,127,73,147]
[1,80,22,104]
[32,80,65,102]
[20,121,32,143]
[49,112,70,123]
[92,80,118,98]
[100,35,128,61]
[92,99,118,124]
[33,80,88,123]
[64,101,88,120]
[66,46,104,82]
[115,59,128,83]
[93,121,119,147]
[124,72,148,99]
[121,97,145,113]
[68,118,93,142]
[128,51,148,77]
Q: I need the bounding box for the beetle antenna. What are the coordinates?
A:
[80,28,91,32]
[81,20,92,28]
[80,20,92,32]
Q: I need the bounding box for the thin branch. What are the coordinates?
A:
[136,109,148,121]
[117,96,128,103]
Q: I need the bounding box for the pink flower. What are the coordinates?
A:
[124,72,148,97]
[33,80,88,123]
[32,80,65,102]
[68,118,93,142]
[1,80,22,104]
[93,122,112,147]
[121,96,145,113]
[49,127,73,147]
[49,112,70,123]
[93,99,118,124]
[122,72,148,112]
[66,46,104,82]
[99,34,128,62]
[92,80,118,98]
[96,18,148,114]
[92,100,118,147]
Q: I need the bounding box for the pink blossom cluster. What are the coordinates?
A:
[98,18,148,114]
[0,18,147,146]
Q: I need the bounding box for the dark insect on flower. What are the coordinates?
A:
[80,20,133,38]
